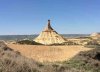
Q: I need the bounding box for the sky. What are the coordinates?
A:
[0,0,100,35]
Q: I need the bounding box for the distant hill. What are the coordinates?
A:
[0,34,89,41]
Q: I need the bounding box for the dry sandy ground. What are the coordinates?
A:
[7,44,93,62]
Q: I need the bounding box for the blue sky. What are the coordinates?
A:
[0,0,100,35]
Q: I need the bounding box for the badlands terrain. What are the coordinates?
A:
[7,44,93,62]
[0,41,100,72]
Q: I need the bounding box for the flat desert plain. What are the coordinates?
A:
[7,44,93,62]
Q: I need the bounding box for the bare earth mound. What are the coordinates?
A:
[7,44,93,62]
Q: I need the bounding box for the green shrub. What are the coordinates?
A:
[61,49,100,72]
[17,40,43,45]
[50,41,78,46]
[84,45,100,48]
[84,40,100,48]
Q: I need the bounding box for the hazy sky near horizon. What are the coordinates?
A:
[0,0,100,35]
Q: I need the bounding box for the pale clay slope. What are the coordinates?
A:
[7,44,93,62]
[34,20,66,45]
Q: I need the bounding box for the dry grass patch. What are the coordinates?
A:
[7,44,93,62]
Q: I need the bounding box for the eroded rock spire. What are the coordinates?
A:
[44,20,53,31]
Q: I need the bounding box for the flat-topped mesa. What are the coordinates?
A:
[44,20,54,31]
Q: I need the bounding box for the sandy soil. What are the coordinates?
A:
[7,44,93,62]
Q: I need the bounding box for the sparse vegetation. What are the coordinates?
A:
[0,41,82,72]
[61,49,100,72]
[50,41,78,46]
[0,41,100,72]
[17,40,43,45]
[17,40,79,46]
[84,40,100,48]
[84,45,100,48]
[63,41,79,45]
[0,41,40,72]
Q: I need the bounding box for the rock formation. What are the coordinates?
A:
[34,20,66,45]
[90,32,100,39]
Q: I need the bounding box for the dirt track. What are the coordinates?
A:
[7,44,93,62]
